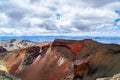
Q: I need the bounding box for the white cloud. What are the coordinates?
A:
[103,2,120,10]
[56,8,118,31]
[0,12,9,25]
[0,27,14,35]
[0,0,120,36]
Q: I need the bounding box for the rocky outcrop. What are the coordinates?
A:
[0,70,20,80]
[0,46,7,53]
[1,39,120,80]
[0,39,36,51]
[96,73,120,80]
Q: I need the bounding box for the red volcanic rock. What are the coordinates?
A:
[52,39,85,55]
[75,40,120,80]
[2,39,120,80]
[74,60,88,78]
[16,48,71,80]
[3,42,51,75]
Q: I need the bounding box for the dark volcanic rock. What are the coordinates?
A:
[1,39,120,80]
[0,46,7,53]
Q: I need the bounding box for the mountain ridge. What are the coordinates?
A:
[0,39,120,80]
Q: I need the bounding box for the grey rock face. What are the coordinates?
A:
[0,39,36,51]
[96,73,120,80]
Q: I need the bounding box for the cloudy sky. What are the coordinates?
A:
[0,0,120,36]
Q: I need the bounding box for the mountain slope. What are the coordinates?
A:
[1,39,120,80]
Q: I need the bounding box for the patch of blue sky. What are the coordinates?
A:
[56,13,62,20]
[114,18,120,32]
[115,10,120,15]
[114,18,120,26]
[114,10,120,30]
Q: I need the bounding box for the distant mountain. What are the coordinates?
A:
[0,39,36,51]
